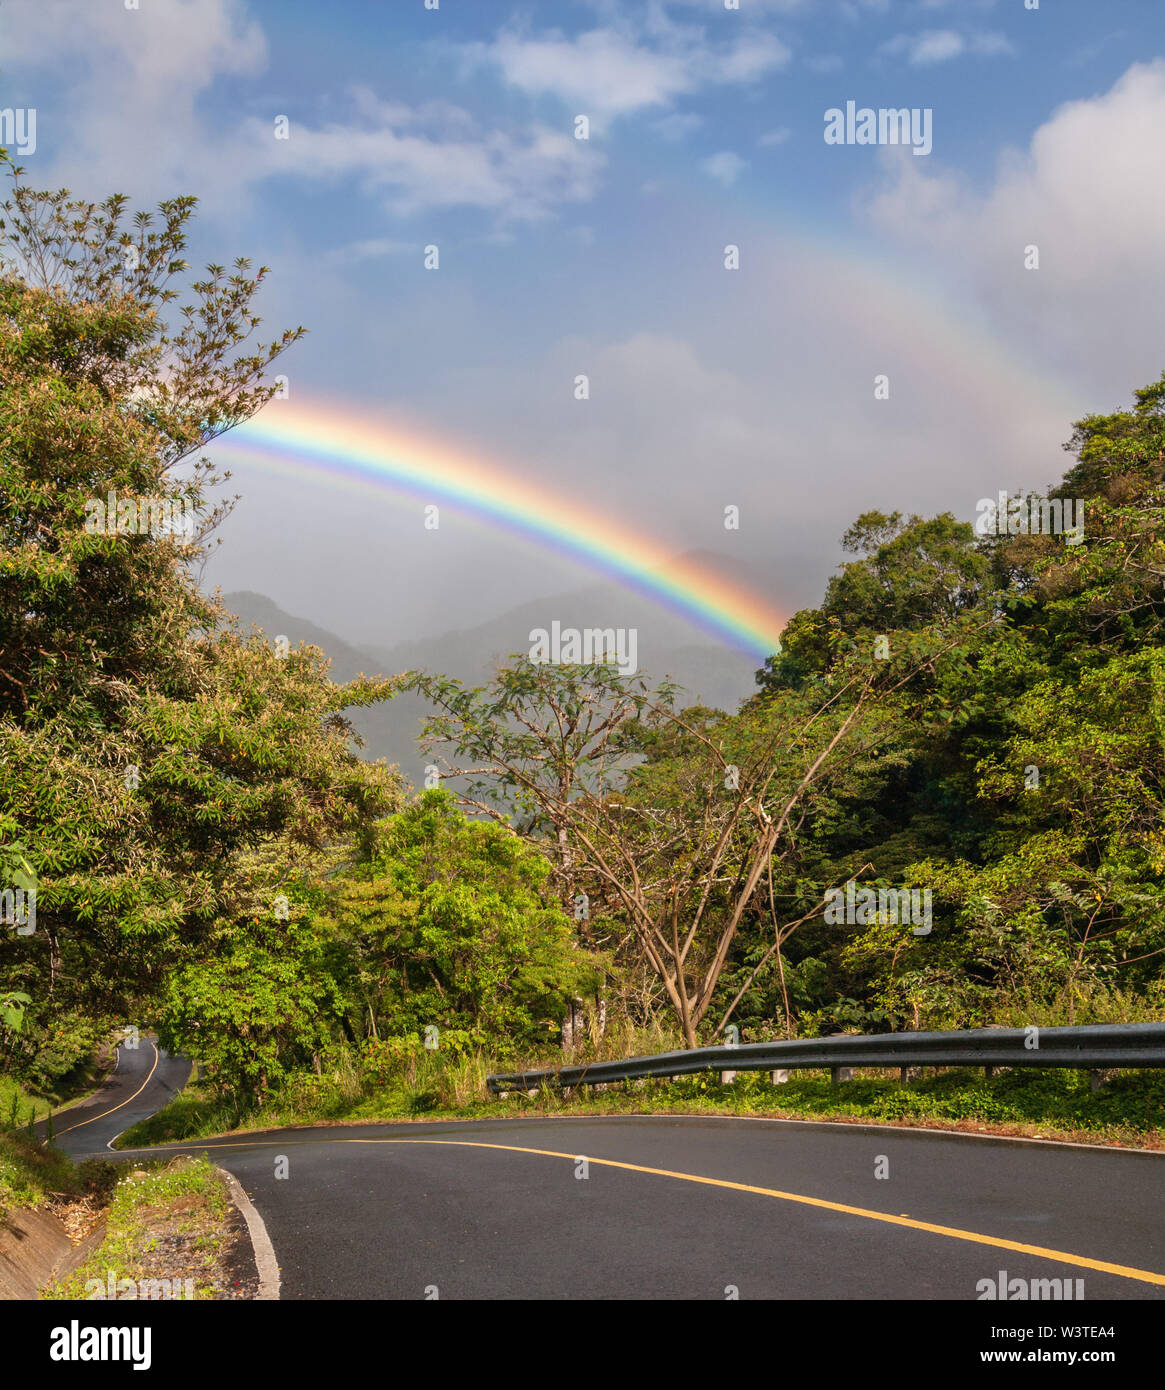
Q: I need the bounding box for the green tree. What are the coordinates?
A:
[159,917,341,1108]
[757,510,992,693]
[781,376,1165,1029]
[321,790,597,1052]
[0,155,403,1053]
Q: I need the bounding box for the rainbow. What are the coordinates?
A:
[211,400,787,657]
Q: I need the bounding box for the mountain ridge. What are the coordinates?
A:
[217,552,773,776]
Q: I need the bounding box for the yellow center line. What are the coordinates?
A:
[54,1041,159,1136]
[137,1132,1165,1287]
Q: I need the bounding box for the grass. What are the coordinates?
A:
[0,1126,87,1217]
[0,1073,49,1135]
[626,1066,1165,1147]
[0,1050,124,1215]
[42,1155,241,1301]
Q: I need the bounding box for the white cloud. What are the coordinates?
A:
[878,28,1015,65]
[462,21,789,120]
[4,1,603,226]
[10,0,267,91]
[701,151,748,185]
[910,30,965,64]
[758,127,791,147]
[653,112,704,141]
[969,31,1017,58]
[2,0,266,203]
[879,29,962,64]
[324,238,417,267]
[712,33,792,84]
[468,28,690,116]
[252,93,604,221]
[863,61,1165,392]
[417,233,1075,622]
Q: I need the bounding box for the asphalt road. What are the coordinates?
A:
[38,1037,190,1152]
[46,1043,1165,1300]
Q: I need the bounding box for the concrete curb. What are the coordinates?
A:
[217,1167,280,1301]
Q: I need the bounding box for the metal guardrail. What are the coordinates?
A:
[486,1021,1165,1094]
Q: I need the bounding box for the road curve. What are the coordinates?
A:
[38,1038,190,1152]
[47,1045,1165,1300]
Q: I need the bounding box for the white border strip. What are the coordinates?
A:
[217,1166,281,1300]
[467,1109,1165,1157]
[133,1108,1165,1160]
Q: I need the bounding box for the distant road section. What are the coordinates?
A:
[40,1039,190,1153]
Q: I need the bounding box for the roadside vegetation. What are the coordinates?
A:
[42,1156,254,1301]
[0,1126,92,1219]
[3,157,1164,1153]
[1,1086,247,1299]
[118,1032,1165,1153]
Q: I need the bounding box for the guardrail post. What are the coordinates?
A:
[1090,1069,1113,1093]
[771,1069,789,1084]
[984,1023,1006,1077]
[831,1066,853,1084]
[720,1069,738,1084]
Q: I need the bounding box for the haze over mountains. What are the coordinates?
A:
[220,550,774,782]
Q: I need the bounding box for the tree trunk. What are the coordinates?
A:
[562,997,586,1052]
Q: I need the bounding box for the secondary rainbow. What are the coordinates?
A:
[213,400,788,657]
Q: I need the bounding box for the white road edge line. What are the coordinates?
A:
[470,1110,1165,1157]
[129,1109,1165,1161]
[216,1166,281,1301]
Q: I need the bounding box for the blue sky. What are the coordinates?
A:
[5,0,1165,654]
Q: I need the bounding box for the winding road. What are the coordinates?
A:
[39,1039,190,1153]
[43,1041,1165,1300]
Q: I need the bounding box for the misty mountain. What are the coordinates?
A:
[221,552,771,780]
